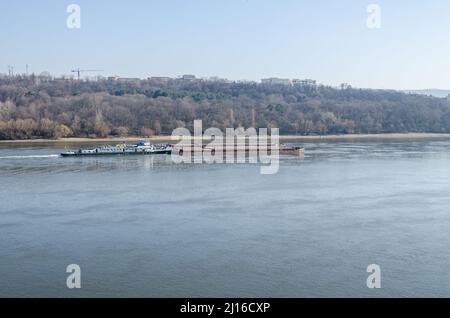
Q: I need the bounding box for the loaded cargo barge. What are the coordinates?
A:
[60,140,304,157]
[172,143,305,157]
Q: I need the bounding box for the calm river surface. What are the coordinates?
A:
[1,139,450,297]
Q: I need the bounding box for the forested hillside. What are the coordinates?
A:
[1,74,449,140]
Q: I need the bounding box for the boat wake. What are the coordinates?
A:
[0,154,60,160]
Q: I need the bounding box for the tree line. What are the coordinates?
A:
[0,74,449,140]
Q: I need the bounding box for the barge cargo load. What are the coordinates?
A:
[172,143,305,157]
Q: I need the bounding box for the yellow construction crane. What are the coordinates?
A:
[71,68,104,80]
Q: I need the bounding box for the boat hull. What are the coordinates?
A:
[61,150,172,157]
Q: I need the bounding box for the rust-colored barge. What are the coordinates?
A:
[172,143,305,157]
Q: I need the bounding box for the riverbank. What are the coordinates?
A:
[0,136,175,143]
[1,133,450,143]
[280,133,450,141]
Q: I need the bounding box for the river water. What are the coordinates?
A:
[1,139,450,297]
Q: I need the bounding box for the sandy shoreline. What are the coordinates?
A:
[280,133,450,141]
[1,133,450,143]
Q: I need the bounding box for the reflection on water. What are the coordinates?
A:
[0,155,175,175]
[1,139,450,297]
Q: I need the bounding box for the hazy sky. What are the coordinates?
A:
[1,0,450,89]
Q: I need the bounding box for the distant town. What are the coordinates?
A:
[1,68,354,90]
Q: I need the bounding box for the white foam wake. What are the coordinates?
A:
[0,154,60,159]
